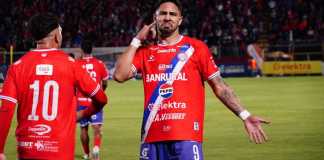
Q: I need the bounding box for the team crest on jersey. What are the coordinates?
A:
[36,64,53,75]
[159,83,174,98]
[177,52,188,61]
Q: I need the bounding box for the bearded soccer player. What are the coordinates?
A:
[0,13,107,160]
[113,0,270,159]
[76,40,109,160]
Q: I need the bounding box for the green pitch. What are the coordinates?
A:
[3,76,324,160]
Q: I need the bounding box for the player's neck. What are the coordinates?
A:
[82,54,92,58]
[159,32,182,46]
[36,42,58,49]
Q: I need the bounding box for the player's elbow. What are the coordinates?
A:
[113,72,129,83]
[93,90,108,110]
[98,94,108,108]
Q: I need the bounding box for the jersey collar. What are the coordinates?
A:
[32,48,58,52]
[158,35,183,47]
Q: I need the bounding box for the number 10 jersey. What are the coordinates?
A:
[0,48,100,159]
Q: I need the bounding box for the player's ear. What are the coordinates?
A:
[54,29,59,44]
[153,13,157,22]
[178,16,183,26]
[54,27,63,46]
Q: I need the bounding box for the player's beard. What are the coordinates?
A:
[158,23,177,38]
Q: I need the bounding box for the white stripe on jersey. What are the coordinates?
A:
[89,84,100,97]
[78,97,92,102]
[208,71,221,80]
[0,95,18,104]
[131,64,137,74]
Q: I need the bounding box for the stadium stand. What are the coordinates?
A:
[0,0,323,77]
[0,0,323,49]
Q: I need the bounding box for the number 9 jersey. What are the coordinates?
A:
[0,48,104,159]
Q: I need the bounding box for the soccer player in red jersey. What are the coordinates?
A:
[76,40,109,160]
[0,13,107,160]
[114,0,270,159]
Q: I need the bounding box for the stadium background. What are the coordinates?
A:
[0,0,323,159]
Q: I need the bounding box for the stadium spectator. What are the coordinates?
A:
[0,13,107,160]
[113,0,270,159]
[76,39,109,160]
[0,0,323,54]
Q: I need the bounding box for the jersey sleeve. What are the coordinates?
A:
[0,65,17,153]
[0,65,18,104]
[99,61,109,80]
[196,41,220,81]
[74,63,101,97]
[132,47,145,75]
[74,62,107,102]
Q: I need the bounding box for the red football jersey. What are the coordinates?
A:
[132,36,220,143]
[76,56,109,107]
[0,49,101,159]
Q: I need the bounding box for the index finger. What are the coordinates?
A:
[148,21,156,28]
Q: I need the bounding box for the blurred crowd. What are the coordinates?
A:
[0,0,323,53]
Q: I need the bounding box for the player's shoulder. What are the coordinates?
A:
[183,36,208,48]
[138,43,158,52]
[91,57,103,63]
[95,58,105,65]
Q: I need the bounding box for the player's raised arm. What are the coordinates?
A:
[207,76,270,144]
[113,21,156,83]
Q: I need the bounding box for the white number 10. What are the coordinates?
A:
[28,80,59,121]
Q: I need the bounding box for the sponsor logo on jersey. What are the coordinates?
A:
[162,125,171,132]
[146,72,188,82]
[18,141,33,147]
[154,112,186,122]
[36,64,53,76]
[34,141,45,151]
[159,84,173,98]
[157,48,177,53]
[147,101,187,111]
[34,140,59,152]
[194,121,200,131]
[158,64,173,71]
[85,64,94,70]
[148,55,155,62]
[28,124,52,135]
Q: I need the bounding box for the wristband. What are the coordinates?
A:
[130,38,141,48]
[239,110,251,120]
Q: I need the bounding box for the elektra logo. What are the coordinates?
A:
[28,124,52,135]
[159,84,173,98]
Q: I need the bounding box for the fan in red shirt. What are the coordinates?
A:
[76,39,109,160]
[0,13,107,160]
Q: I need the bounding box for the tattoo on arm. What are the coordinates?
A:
[210,77,244,115]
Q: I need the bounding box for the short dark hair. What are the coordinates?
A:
[155,0,183,15]
[28,13,59,41]
[81,40,93,54]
